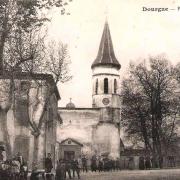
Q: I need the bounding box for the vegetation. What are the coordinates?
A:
[121,55,180,168]
[0,0,72,164]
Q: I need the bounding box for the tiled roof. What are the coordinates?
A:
[91,21,121,70]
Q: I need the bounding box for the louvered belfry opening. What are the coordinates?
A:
[95,78,98,94]
[104,78,108,94]
[114,79,117,94]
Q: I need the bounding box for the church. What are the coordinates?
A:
[57,21,180,169]
[57,21,121,161]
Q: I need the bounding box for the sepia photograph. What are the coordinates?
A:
[0,0,180,179]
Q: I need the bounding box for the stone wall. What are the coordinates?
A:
[0,76,59,169]
[93,122,120,159]
[57,108,100,157]
[58,107,120,159]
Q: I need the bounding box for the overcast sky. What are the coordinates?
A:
[47,0,180,107]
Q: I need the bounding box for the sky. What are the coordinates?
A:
[47,0,180,107]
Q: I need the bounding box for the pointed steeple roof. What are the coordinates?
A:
[91,21,121,69]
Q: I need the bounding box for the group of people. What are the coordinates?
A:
[0,149,121,180]
[139,156,164,170]
[90,155,120,172]
[54,155,121,179]
[0,150,28,180]
[139,156,152,170]
[44,154,122,180]
[32,153,81,180]
[55,158,81,180]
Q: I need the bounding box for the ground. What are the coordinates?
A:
[75,169,180,180]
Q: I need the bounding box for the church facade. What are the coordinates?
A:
[58,21,121,160]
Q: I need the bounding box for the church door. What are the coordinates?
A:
[64,151,75,161]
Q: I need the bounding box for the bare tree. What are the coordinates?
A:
[0,30,72,165]
[0,0,73,162]
[4,27,46,73]
[44,40,72,84]
[0,0,72,73]
[121,55,180,168]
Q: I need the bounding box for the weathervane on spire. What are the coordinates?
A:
[105,5,109,22]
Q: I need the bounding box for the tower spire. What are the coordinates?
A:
[91,21,121,69]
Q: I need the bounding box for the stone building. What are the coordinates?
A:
[0,72,60,169]
[57,20,180,170]
[58,21,121,160]
[58,138,83,161]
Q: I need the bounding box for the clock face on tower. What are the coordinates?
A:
[102,98,110,105]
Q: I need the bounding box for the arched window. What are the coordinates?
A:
[95,79,98,94]
[114,79,117,94]
[104,78,108,94]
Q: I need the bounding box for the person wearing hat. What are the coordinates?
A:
[16,152,25,167]
[71,158,80,179]
[45,153,53,173]
[0,145,5,162]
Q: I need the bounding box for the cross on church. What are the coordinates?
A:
[105,6,109,21]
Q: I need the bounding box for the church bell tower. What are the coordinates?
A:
[91,21,121,158]
[91,21,121,110]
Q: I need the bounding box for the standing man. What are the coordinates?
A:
[82,156,88,172]
[71,158,80,179]
[0,145,5,162]
[91,155,97,172]
[65,159,72,179]
[45,153,53,173]
[56,159,66,180]
[98,157,103,172]
[16,152,25,169]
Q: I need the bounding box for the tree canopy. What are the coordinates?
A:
[121,55,180,168]
[0,0,72,76]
